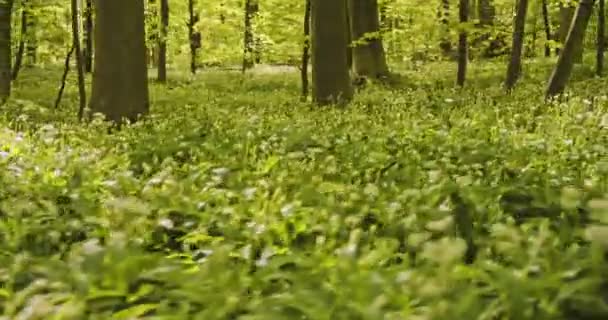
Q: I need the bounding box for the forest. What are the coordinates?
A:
[0,0,607,318]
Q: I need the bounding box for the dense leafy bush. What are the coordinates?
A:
[0,62,607,319]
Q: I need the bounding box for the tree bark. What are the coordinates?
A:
[478,0,495,26]
[242,0,259,72]
[23,1,35,66]
[71,0,87,119]
[0,0,13,104]
[457,0,469,87]
[301,0,311,100]
[83,0,93,73]
[147,0,158,67]
[12,1,27,81]
[439,0,453,56]
[157,0,168,82]
[477,0,497,57]
[546,0,596,98]
[54,46,74,110]
[345,0,352,70]
[597,0,605,76]
[348,0,389,79]
[558,3,584,62]
[90,0,149,123]
[505,0,529,91]
[188,0,201,74]
[541,0,552,57]
[311,0,353,105]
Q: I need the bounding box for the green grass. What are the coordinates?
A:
[1,61,607,319]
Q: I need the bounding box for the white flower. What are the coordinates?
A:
[243,187,257,200]
[212,167,230,176]
[280,203,295,217]
[82,239,103,255]
[158,218,174,229]
[600,114,608,128]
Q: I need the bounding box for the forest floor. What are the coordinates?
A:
[1,58,607,319]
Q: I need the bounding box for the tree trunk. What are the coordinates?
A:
[597,0,605,76]
[345,0,352,70]
[301,0,311,100]
[457,0,469,86]
[0,0,13,104]
[12,1,27,81]
[529,6,538,58]
[546,0,596,98]
[311,0,353,105]
[439,0,453,56]
[71,0,87,119]
[83,0,93,73]
[242,0,258,72]
[24,1,36,66]
[477,0,497,57]
[558,3,584,62]
[505,0,529,91]
[558,4,575,44]
[54,46,74,110]
[157,0,168,82]
[147,0,158,67]
[541,0,552,57]
[188,0,201,74]
[90,0,149,123]
[478,0,495,26]
[348,0,389,79]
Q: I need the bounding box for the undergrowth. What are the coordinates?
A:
[0,61,607,319]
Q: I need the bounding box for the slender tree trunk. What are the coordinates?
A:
[54,46,74,109]
[505,0,529,91]
[470,0,476,21]
[24,2,36,66]
[311,0,353,105]
[529,7,538,58]
[546,0,596,98]
[379,1,388,28]
[477,0,497,57]
[541,0,552,57]
[457,0,469,86]
[439,0,452,56]
[558,3,584,62]
[71,0,86,119]
[301,0,311,101]
[478,0,495,26]
[0,0,13,104]
[188,0,201,74]
[147,0,158,67]
[348,0,389,79]
[157,0,168,82]
[345,0,352,70]
[83,0,93,73]
[12,2,27,81]
[597,0,605,76]
[242,0,258,72]
[90,0,149,123]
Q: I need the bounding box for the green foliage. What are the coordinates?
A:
[16,0,607,69]
[1,60,607,318]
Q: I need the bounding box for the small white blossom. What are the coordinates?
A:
[82,239,103,255]
[280,203,295,217]
[243,187,257,200]
[212,167,230,176]
[158,218,174,229]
